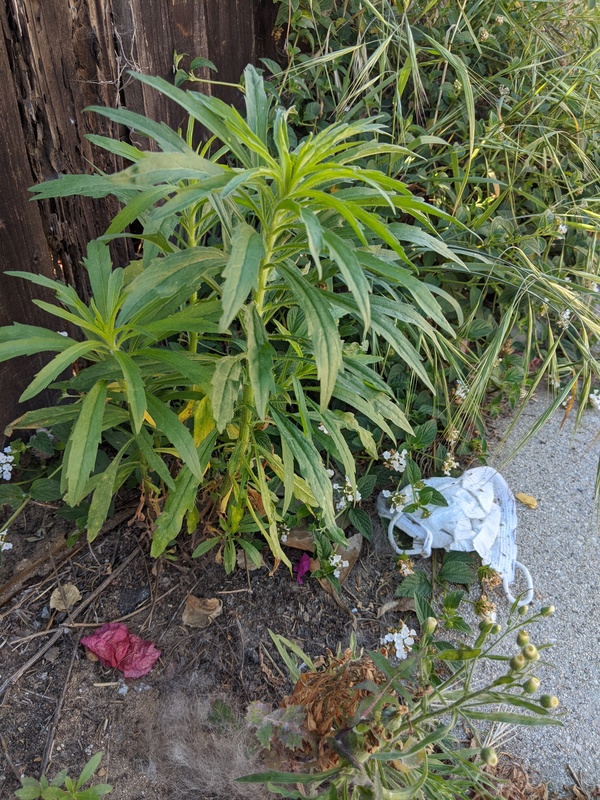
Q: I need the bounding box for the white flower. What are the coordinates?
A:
[398,560,414,577]
[333,476,362,511]
[1,541,12,552]
[58,331,69,337]
[382,448,408,473]
[495,14,505,24]
[446,425,459,444]
[454,380,468,402]
[326,468,335,478]
[4,446,12,454]
[442,453,459,476]
[499,85,510,97]
[589,390,600,410]
[390,491,407,513]
[381,489,391,498]
[557,223,568,236]
[0,529,10,552]
[318,423,329,435]
[557,309,572,330]
[479,27,489,41]
[280,534,288,543]
[381,623,417,660]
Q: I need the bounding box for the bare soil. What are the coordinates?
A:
[0,498,397,799]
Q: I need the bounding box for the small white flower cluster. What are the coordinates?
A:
[499,85,510,97]
[454,380,468,402]
[382,448,407,473]
[442,453,459,476]
[446,425,460,444]
[397,558,414,577]
[329,553,349,579]
[381,623,417,660]
[0,447,14,481]
[557,308,572,330]
[557,222,568,236]
[278,523,291,544]
[479,27,490,41]
[0,529,11,552]
[589,390,600,411]
[333,477,361,512]
[318,423,329,435]
[495,14,505,24]
[453,79,462,94]
[381,489,407,513]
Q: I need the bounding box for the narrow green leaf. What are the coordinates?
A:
[210,355,243,432]
[64,381,107,506]
[279,263,343,409]
[219,222,264,332]
[145,395,202,479]
[322,229,371,330]
[19,341,96,402]
[244,304,275,420]
[86,448,128,541]
[244,64,269,151]
[135,428,176,491]
[462,710,562,726]
[113,350,146,433]
[0,325,73,363]
[5,404,80,435]
[192,536,222,558]
[75,752,103,790]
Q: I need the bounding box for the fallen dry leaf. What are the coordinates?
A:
[182,595,223,629]
[317,533,363,594]
[283,527,315,552]
[236,548,265,571]
[49,582,81,611]
[516,492,538,510]
[376,598,415,618]
[80,622,161,679]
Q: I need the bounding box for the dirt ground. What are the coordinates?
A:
[0,496,403,799]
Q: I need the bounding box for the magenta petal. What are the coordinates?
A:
[293,552,312,585]
[119,635,161,678]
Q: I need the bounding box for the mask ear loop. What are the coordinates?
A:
[503,561,534,607]
[387,513,431,557]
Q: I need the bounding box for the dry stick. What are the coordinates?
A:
[1,735,20,781]
[39,636,79,775]
[0,548,138,699]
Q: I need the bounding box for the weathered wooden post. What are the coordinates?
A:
[0,0,277,435]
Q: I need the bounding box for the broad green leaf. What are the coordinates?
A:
[64,381,107,506]
[19,341,96,402]
[145,395,202,479]
[244,304,276,420]
[219,222,264,331]
[29,479,62,502]
[279,263,343,409]
[395,571,432,598]
[118,248,225,324]
[322,229,371,330]
[113,350,146,433]
[0,484,26,505]
[137,349,214,388]
[139,300,221,339]
[347,507,373,540]
[210,355,243,432]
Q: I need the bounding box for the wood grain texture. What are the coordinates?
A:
[0,0,277,436]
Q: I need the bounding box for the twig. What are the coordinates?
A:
[1,735,20,781]
[0,549,138,699]
[40,635,79,775]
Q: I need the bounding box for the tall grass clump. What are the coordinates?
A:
[272,0,600,441]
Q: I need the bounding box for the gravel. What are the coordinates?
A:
[488,396,600,791]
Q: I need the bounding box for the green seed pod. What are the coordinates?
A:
[479,620,493,634]
[523,677,540,693]
[491,623,501,635]
[540,605,556,617]
[517,604,529,616]
[509,654,526,671]
[540,694,559,709]
[522,644,540,662]
[422,617,438,636]
[480,747,498,767]
[516,630,529,647]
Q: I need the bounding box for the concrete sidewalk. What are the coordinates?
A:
[489,397,600,791]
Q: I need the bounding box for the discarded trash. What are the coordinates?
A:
[377,466,534,606]
[80,622,161,678]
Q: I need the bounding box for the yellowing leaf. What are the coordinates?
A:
[49,582,82,611]
[182,595,223,628]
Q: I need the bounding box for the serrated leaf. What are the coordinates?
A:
[404,458,421,485]
[438,552,476,585]
[29,479,62,502]
[443,590,465,612]
[395,571,432,599]
[0,484,26,505]
[347,507,373,540]
[356,473,377,499]
[219,222,264,331]
[414,593,435,625]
